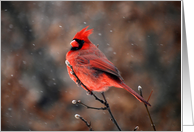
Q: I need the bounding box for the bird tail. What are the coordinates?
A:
[120,83,151,106]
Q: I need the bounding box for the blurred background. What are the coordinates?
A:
[1,1,181,131]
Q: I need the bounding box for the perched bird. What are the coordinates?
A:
[66,26,151,106]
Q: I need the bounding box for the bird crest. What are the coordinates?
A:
[73,26,93,43]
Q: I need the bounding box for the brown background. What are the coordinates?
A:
[1,1,181,131]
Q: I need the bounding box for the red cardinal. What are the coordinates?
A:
[66,26,151,106]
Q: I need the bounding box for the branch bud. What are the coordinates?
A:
[134,126,139,131]
[75,114,81,119]
[72,100,77,104]
[138,85,142,91]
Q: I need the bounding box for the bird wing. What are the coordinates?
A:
[76,54,123,80]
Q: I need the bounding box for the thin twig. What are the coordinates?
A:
[79,117,93,131]
[66,60,121,131]
[77,100,108,110]
[144,104,156,131]
[138,86,156,131]
[75,114,93,131]
[101,92,121,131]
[147,90,153,102]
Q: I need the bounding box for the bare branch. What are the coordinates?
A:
[72,100,107,110]
[75,114,93,131]
[138,85,156,131]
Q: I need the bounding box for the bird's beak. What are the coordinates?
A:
[70,40,79,47]
[70,40,75,45]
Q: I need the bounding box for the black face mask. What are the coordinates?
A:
[70,39,85,51]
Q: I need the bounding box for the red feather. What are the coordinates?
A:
[76,54,123,80]
[66,26,151,106]
[73,26,93,43]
